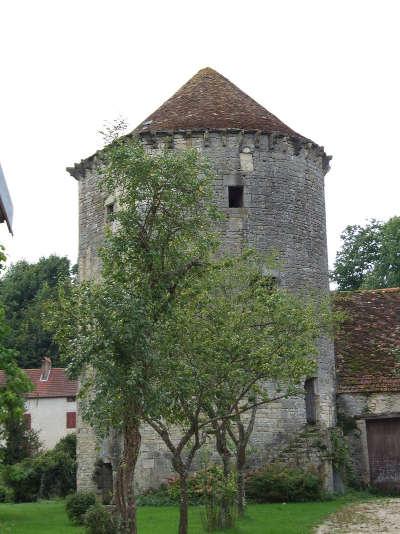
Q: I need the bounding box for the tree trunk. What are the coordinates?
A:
[213,426,232,527]
[114,420,141,534]
[178,471,189,534]
[222,450,231,478]
[236,446,246,517]
[232,405,256,517]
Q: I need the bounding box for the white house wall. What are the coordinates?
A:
[25,397,76,449]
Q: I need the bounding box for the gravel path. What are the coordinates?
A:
[316,499,400,533]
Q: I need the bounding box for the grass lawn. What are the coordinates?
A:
[0,495,371,534]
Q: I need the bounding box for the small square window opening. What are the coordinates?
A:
[228,186,243,208]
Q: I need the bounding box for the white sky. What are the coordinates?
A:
[0,0,399,269]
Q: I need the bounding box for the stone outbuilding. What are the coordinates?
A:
[334,288,400,490]
[68,67,337,494]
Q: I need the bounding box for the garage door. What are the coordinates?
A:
[367,418,400,490]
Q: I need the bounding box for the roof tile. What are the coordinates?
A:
[0,368,78,399]
[334,288,400,394]
[136,67,306,138]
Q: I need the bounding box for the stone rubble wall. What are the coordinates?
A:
[76,131,336,494]
[337,392,400,486]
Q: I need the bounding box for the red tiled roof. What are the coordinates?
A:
[136,67,306,138]
[0,368,78,399]
[334,288,400,394]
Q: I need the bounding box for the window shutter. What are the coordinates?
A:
[66,412,76,429]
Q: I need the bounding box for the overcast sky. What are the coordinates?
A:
[0,0,399,269]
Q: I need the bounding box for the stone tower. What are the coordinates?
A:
[68,67,336,493]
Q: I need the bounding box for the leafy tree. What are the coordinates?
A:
[0,245,38,464]
[52,134,220,534]
[149,252,326,528]
[0,255,74,368]
[332,217,400,290]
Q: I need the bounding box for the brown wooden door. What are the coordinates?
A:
[367,418,400,490]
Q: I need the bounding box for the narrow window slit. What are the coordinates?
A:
[106,203,114,222]
[305,378,317,424]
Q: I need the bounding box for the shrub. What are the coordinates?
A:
[2,434,76,502]
[84,503,116,534]
[198,466,237,531]
[136,485,178,506]
[2,459,40,502]
[66,491,97,525]
[37,449,76,498]
[53,434,77,460]
[245,463,324,503]
[0,418,42,466]
[0,484,14,503]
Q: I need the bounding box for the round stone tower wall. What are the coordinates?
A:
[74,129,336,493]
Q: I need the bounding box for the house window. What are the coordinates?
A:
[24,413,31,430]
[67,396,76,402]
[66,412,76,429]
[304,378,317,424]
[228,186,243,208]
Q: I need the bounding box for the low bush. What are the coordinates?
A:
[53,433,77,460]
[137,466,228,506]
[84,503,116,534]
[245,463,324,503]
[2,434,77,502]
[0,483,14,503]
[199,466,237,531]
[136,485,178,506]
[66,491,96,525]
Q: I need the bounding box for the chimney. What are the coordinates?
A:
[40,357,52,381]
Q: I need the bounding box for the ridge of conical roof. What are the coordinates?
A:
[136,67,305,138]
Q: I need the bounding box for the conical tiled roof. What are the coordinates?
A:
[136,67,305,138]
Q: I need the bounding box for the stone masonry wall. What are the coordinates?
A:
[75,131,336,493]
[337,392,400,485]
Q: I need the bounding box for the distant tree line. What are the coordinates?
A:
[331,216,400,291]
[0,255,75,368]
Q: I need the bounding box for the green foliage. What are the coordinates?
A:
[0,483,14,503]
[84,503,116,534]
[0,255,74,368]
[329,428,357,488]
[332,217,400,290]
[52,134,222,530]
[0,310,35,464]
[53,433,77,460]
[0,245,6,270]
[245,463,324,503]
[1,418,42,465]
[198,466,237,531]
[65,491,96,525]
[2,434,76,502]
[136,486,180,506]
[52,137,220,438]
[153,250,325,428]
[137,467,236,508]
